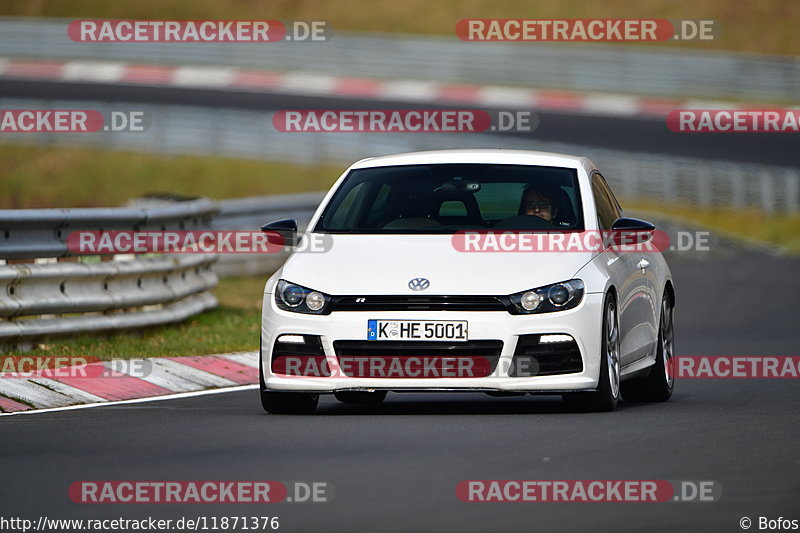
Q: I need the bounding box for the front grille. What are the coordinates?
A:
[332,340,504,378]
[509,334,583,377]
[327,295,509,312]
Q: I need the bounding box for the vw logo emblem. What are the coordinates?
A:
[408,277,430,291]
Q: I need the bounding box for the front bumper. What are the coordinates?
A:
[261,292,604,393]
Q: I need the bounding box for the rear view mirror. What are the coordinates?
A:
[261,218,298,247]
[609,217,655,247]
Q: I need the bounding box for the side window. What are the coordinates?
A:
[597,174,622,216]
[591,174,620,230]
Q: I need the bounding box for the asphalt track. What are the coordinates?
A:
[1,78,799,167]
[1,250,799,533]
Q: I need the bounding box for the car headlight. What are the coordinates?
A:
[275,280,331,314]
[508,279,585,314]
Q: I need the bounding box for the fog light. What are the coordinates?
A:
[277,334,305,344]
[539,334,573,344]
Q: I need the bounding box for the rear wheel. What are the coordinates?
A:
[563,293,620,412]
[334,391,388,404]
[259,337,319,414]
[621,292,674,402]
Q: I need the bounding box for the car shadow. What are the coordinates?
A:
[305,393,663,416]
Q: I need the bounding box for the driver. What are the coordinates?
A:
[521,187,557,222]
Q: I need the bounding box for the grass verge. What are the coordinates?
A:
[0,145,341,209]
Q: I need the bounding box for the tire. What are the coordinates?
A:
[563,293,621,412]
[259,337,319,414]
[261,390,319,414]
[334,391,388,404]
[620,292,675,402]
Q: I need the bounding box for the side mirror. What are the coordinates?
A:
[609,217,655,247]
[261,218,298,247]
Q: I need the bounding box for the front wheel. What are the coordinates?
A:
[563,293,620,412]
[259,337,319,414]
[621,292,675,402]
[261,390,319,414]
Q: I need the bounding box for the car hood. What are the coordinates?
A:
[276,234,594,295]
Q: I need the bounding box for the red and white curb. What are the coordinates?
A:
[0,351,259,414]
[0,57,769,119]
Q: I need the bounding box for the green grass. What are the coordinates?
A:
[1,0,799,56]
[5,276,266,359]
[0,145,341,209]
[624,200,800,253]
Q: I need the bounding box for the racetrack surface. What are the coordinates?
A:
[2,250,798,533]
[2,79,799,168]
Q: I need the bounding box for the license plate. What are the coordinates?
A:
[367,320,468,341]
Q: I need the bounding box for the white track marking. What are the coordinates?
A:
[278,72,339,95]
[0,379,76,408]
[28,378,107,404]
[62,60,125,83]
[380,80,439,102]
[107,359,210,393]
[581,94,642,117]
[150,359,239,388]
[478,86,535,107]
[219,351,259,368]
[172,66,234,87]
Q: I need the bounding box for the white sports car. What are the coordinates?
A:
[260,149,675,413]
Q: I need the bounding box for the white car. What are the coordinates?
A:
[259,149,675,413]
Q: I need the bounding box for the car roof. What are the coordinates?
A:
[349,149,589,170]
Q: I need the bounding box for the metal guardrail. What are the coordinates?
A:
[0,193,322,349]
[0,198,218,259]
[0,257,218,345]
[1,18,798,103]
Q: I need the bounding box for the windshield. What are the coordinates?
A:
[314,163,584,234]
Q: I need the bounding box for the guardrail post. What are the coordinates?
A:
[760,170,775,214]
[786,171,800,213]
